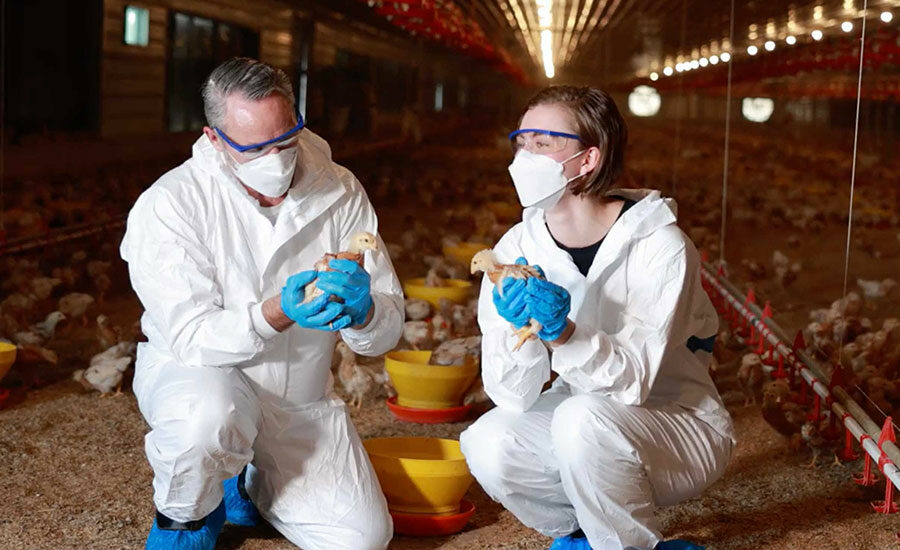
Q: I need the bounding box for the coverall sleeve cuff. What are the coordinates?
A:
[551,322,604,376]
[341,296,380,337]
[250,302,280,341]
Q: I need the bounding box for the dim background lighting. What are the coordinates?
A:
[747,45,759,55]
[882,11,893,23]
[650,72,659,81]
[742,97,775,123]
[812,29,824,40]
[628,86,662,117]
[721,52,732,62]
[663,66,674,76]
[676,63,684,72]
[690,59,699,69]
[786,35,797,45]
[841,21,854,32]
[710,54,720,64]
[699,57,709,67]
[764,40,775,51]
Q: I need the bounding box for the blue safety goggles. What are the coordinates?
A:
[214,114,305,160]
[509,128,582,154]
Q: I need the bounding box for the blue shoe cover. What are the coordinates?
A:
[656,540,706,550]
[223,470,261,526]
[549,531,592,550]
[146,500,225,550]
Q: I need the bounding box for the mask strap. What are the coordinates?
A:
[562,149,589,184]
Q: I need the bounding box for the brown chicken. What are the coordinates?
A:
[302,232,378,304]
[761,379,806,449]
[737,353,765,406]
[470,249,545,351]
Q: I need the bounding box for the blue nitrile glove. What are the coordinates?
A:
[524,268,571,342]
[656,540,706,550]
[281,271,353,331]
[492,257,531,329]
[315,259,373,327]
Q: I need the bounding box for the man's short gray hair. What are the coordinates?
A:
[202,57,295,129]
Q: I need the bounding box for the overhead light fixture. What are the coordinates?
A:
[786,35,797,45]
[811,29,824,40]
[709,55,719,65]
[676,63,684,72]
[747,45,759,55]
[699,57,709,67]
[541,29,555,78]
[650,72,659,81]
[663,66,674,76]
[690,59,700,69]
[841,21,853,32]
[882,11,893,23]
[764,40,776,51]
[721,52,731,62]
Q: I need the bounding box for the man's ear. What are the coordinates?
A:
[203,126,224,151]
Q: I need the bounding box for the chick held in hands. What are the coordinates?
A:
[471,250,557,351]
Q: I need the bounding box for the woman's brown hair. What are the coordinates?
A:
[520,86,628,198]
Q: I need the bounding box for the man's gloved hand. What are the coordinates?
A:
[492,258,531,329]
[315,259,373,327]
[280,271,353,331]
[524,266,571,342]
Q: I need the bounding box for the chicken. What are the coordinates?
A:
[58,292,95,326]
[13,311,66,347]
[302,232,378,304]
[90,341,137,365]
[404,298,432,321]
[857,278,897,301]
[449,301,477,336]
[30,277,62,301]
[470,249,545,351]
[73,356,133,395]
[430,336,482,366]
[431,312,453,345]
[51,266,80,289]
[1,293,35,325]
[801,420,838,469]
[424,267,446,288]
[736,353,765,406]
[740,259,767,280]
[772,250,801,288]
[462,376,490,406]
[761,379,806,447]
[96,315,121,349]
[0,338,58,365]
[334,341,389,408]
[92,272,112,305]
[403,320,433,350]
[86,260,112,279]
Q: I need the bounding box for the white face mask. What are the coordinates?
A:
[508,149,587,210]
[223,146,298,197]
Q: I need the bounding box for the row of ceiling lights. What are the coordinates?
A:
[647,9,894,82]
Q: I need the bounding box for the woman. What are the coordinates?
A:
[460,86,734,550]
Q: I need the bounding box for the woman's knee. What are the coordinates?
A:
[460,409,527,490]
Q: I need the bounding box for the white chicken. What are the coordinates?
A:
[404,298,432,321]
[403,320,433,350]
[58,292,95,326]
[96,315,121,349]
[13,311,66,347]
[430,336,482,366]
[73,356,133,395]
[857,278,897,301]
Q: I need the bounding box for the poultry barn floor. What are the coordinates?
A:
[3,123,900,549]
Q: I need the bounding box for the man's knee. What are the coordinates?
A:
[550,394,635,464]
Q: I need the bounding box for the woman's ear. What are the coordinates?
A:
[581,146,603,175]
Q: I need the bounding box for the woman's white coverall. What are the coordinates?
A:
[120,130,403,550]
[460,189,735,550]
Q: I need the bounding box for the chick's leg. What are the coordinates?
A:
[805,450,820,470]
[512,319,542,352]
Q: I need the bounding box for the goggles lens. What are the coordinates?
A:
[215,116,304,160]
[509,129,581,154]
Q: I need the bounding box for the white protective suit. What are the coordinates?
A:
[120,130,403,550]
[460,189,735,550]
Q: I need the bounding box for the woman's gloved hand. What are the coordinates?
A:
[315,259,373,327]
[492,258,531,329]
[524,267,571,342]
[280,271,353,331]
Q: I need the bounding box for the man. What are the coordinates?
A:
[121,57,402,550]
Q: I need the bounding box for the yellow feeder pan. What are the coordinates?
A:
[364,437,473,515]
[403,278,472,308]
[0,342,16,383]
[442,242,488,268]
[385,350,479,409]
[486,201,521,223]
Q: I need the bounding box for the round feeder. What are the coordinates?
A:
[363,437,473,516]
[391,499,476,537]
[442,242,488,269]
[385,350,479,410]
[0,342,17,383]
[403,278,472,308]
[386,396,472,424]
